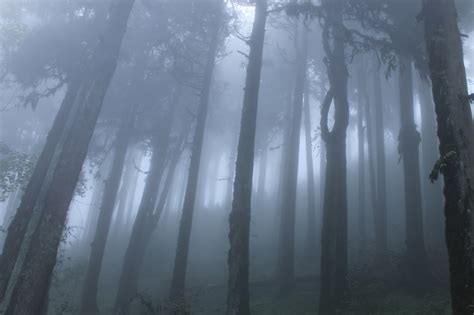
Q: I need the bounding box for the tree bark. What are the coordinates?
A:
[0,1,135,313]
[79,106,135,315]
[277,24,308,295]
[226,0,267,314]
[319,0,349,312]
[168,8,221,303]
[417,76,444,248]
[397,55,428,273]
[422,0,474,312]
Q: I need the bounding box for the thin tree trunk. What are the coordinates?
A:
[168,9,221,302]
[114,95,178,313]
[113,148,136,237]
[79,106,135,315]
[373,67,388,263]
[0,1,135,313]
[226,0,267,313]
[356,73,366,253]
[319,0,349,312]
[397,55,428,273]
[277,22,308,295]
[304,81,317,256]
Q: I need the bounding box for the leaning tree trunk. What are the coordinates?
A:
[319,0,349,312]
[277,23,308,295]
[417,76,444,249]
[168,10,221,303]
[0,1,135,313]
[304,80,317,256]
[0,77,80,301]
[79,106,135,315]
[226,0,267,314]
[422,0,474,313]
[114,99,178,313]
[397,55,428,274]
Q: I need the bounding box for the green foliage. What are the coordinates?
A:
[0,142,35,201]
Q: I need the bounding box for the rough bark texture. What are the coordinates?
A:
[226,1,267,314]
[319,0,349,312]
[397,55,428,272]
[422,0,474,313]
[168,9,220,303]
[0,1,135,313]
[373,67,388,263]
[277,24,308,295]
[79,107,135,315]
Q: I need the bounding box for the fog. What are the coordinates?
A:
[1,0,474,314]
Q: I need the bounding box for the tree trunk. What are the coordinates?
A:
[417,76,444,248]
[319,0,349,312]
[362,71,378,239]
[422,0,474,312]
[356,72,366,253]
[113,148,136,237]
[397,55,428,273]
[373,67,388,263]
[304,80,317,256]
[0,1,135,313]
[0,77,80,301]
[114,97,178,313]
[277,24,308,295]
[168,9,221,302]
[226,0,267,314]
[79,107,135,315]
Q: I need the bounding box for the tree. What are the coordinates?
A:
[0,0,136,312]
[397,54,427,275]
[277,21,308,295]
[422,0,474,313]
[79,105,136,315]
[168,1,223,303]
[319,0,349,312]
[226,0,267,313]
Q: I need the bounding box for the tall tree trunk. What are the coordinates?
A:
[0,77,80,301]
[226,0,267,313]
[113,148,136,237]
[79,107,135,315]
[0,1,135,313]
[397,55,428,273]
[277,22,308,295]
[356,72,366,253]
[256,137,268,211]
[304,81,317,256]
[373,67,388,263]
[319,0,349,312]
[168,9,221,302]
[417,76,444,248]
[422,0,474,312]
[362,71,378,238]
[114,96,178,313]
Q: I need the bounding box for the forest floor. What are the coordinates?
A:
[185,268,451,314]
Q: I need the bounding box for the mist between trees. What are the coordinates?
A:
[0,0,474,314]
